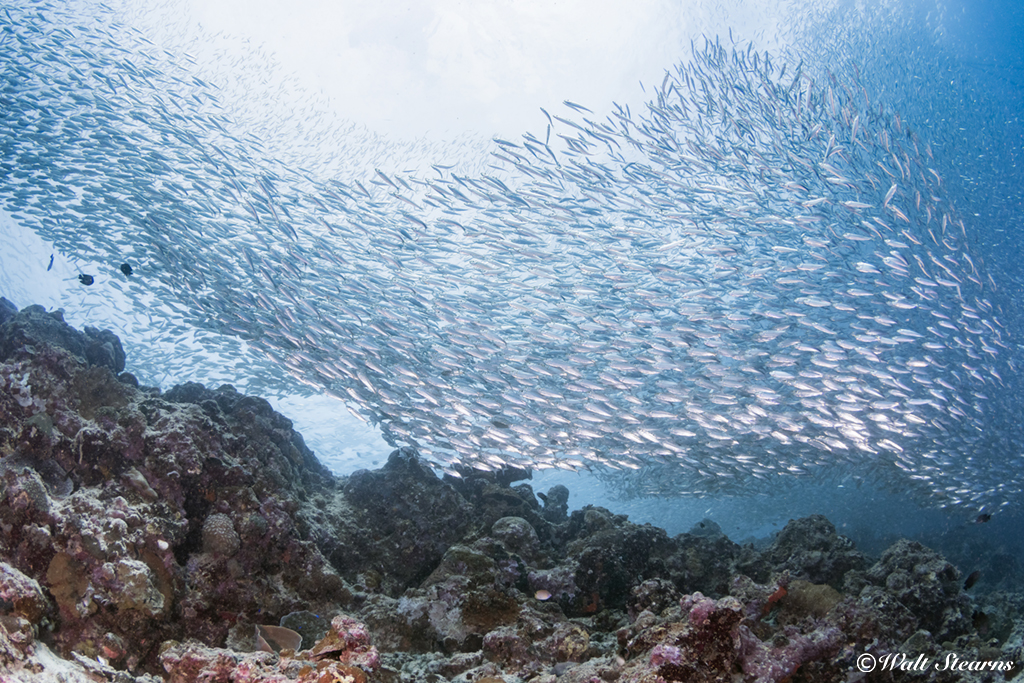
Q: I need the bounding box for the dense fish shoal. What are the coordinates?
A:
[0,2,1020,514]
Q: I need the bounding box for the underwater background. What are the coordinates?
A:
[2,0,1023,575]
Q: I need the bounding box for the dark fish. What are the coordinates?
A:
[963,570,980,590]
[972,610,989,634]
[973,513,992,524]
[120,263,133,276]
[77,274,94,286]
[46,254,53,271]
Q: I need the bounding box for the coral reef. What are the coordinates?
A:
[0,299,1022,682]
[0,300,349,676]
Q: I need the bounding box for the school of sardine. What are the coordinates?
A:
[1,1,1020,512]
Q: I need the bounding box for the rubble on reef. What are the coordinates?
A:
[0,299,1022,683]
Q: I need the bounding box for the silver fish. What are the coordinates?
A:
[0,1,1019,515]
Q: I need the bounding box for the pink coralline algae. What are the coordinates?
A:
[159,614,380,683]
[309,615,380,672]
[617,591,849,683]
[648,643,684,667]
[681,592,719,626]
[737,622,843,683]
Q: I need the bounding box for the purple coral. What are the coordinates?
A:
[649,643,684,667]
[318,615,380,671]
[738,623,842,683]
[682,591,718,626]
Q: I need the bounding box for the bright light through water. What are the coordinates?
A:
[170,0,792,139]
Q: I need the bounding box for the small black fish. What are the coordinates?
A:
[47,254,54,271]
[974,513,992,524]
[78,274,94,286]
[964,570,981,590]
[973,610,989,634]
[120,263,133,276]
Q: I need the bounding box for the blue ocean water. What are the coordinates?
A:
[1,0,1022,576]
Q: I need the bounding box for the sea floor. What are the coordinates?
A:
[1,298,1022,682]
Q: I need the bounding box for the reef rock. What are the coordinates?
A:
[334,448,475,594]
[0,303,1020,683]
[0,302,125,374]
[763,514,868,589]
[0,302,349,675]
[857,539,974,642]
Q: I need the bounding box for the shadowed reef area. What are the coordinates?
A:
[0,298,1022,682]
